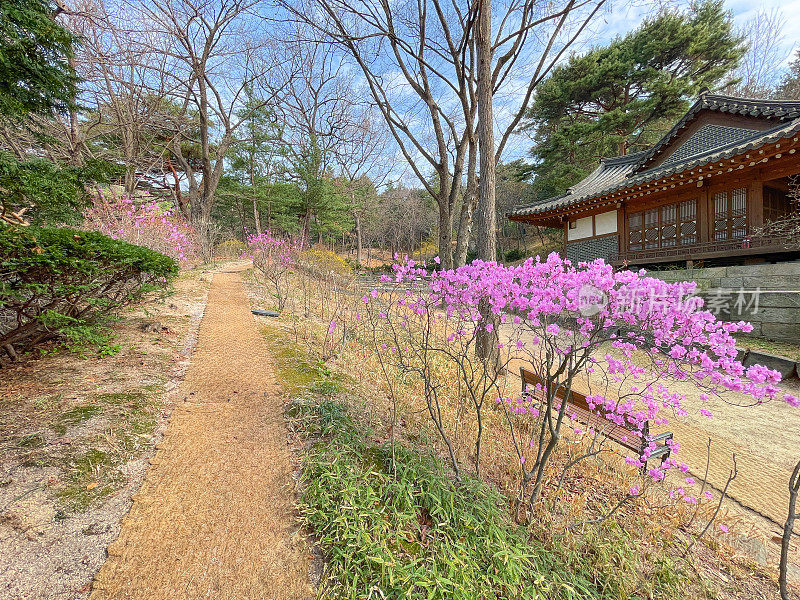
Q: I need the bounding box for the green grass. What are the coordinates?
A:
[294,397,549,599]
[57,448,119,511]
[51,404,103,435]
[264,337,323,393]
[260,324,342,395]
[95,391,147,405]
[95,391,162,454]
[48,390,163,511]
[297,396,689,600]
[16,432,45,448]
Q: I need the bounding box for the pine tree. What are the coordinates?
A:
[292,134,352,244]
[520,0,745,201]
[227,90,289,234]
[0,0,77,119]
[0,0,85,225]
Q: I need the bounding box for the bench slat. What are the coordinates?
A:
[520,367,672,465]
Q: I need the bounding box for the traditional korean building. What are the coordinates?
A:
[508,94,800,267]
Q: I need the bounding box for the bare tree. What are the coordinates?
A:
[367,187,435,258]
[125,0,288,255]
[725,7,789,98]
[277,0,605,268]
[333,106,393,265]
[279,32,357,240]
[277,0,476,268]
[61,1,187,197]
[777,50,800,100]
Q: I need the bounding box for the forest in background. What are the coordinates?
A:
[1,0,799,266]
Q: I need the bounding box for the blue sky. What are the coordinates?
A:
[488,0,800,167]
[598,0,798,67]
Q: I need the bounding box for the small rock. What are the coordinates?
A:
[139,321,167,333]
[737,535,768,565]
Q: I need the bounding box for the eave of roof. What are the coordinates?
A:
[636,94,800,171]
[509,116,800,221]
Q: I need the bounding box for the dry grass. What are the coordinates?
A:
[242,264,799,600]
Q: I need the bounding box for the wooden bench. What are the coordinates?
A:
[520,368,673,467]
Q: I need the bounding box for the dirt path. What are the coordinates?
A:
[90,268,311,600]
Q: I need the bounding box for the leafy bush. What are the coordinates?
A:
[293,395,575,600]
[0,225,177,359]
[504,248,526,262]
[297,247,352,280]
[364,262,393,275]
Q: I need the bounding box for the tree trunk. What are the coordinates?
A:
[252,197,262,236]
[474,0,496,264]
[474,0,499,364]
[780,459,800,599]
[437,198,454,269]
[166,161,188,217]
[455,139,478,267]
[301,207,312,244]
[250,157,262,236]
[354,211,363,266]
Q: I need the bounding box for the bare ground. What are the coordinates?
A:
[0,266,212,599]
[89,266,312,600]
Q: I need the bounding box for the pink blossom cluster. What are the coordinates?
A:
[83,191,200,264]
[243,230,301,266]
[389,253,790,406]
[359,252,796,499]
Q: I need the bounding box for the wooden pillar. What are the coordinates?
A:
[748,179,764,232]
[698,183,711,243]
[616,204,625,256]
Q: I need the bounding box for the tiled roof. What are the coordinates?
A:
[510,151,645,217]
[661,124,759,166]
[637,94,800,169]
[510,115,800,219]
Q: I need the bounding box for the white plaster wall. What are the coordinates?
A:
[567,216,593,240]
[594,210,618,235]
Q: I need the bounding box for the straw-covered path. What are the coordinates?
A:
[91,267,312,600]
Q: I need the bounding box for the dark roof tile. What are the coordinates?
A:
[510,116,800,218]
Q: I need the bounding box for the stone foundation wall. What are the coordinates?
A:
[565,235,618,264]
[647,262,800,341]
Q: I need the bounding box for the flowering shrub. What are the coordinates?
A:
[356,253,796,511]
[246,230,301,312]
[297,247,353,281]
[83,191,200,265]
